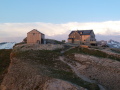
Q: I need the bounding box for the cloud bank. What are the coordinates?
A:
[0,21,120,42]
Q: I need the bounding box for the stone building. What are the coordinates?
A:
[68,30,96,45]
[27,29,45,44]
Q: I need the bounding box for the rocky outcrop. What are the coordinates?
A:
[0,45,88,90]
[0,57,85,90]
[3,44,118,90]
[43,79,86,90]
[74,54,120,90]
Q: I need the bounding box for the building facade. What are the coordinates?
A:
[27,29,45,44]
[68,30,96,45]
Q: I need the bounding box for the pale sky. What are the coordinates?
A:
[0,0,120,42]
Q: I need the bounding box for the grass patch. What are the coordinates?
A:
[0,49,12,84]
[110,48,120,54]
[12,49,71,71]
[65,47,120,61]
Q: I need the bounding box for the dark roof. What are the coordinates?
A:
[68,38,74,39]
[69,30,93,36]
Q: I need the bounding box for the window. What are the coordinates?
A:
[33,33,35,35]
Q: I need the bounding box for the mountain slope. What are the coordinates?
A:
[107,40,120,48]
[0,49,12,85]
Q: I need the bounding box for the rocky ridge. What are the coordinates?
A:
[1,44,120,90]
[0,44,88,90]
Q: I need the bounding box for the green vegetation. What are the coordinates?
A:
[0,49,12,84]
[61,40,65,43]
[65,47,120,61]
[12,49,71,71]
[12,49,99,90]
[110,48,120,54]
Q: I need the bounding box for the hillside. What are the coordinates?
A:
[0,49,12,84]
[0,44,99,90]
[0,44,120,90]
[64,47,120,90]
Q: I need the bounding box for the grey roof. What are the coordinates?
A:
[69,30,93,36]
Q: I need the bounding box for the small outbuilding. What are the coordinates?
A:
[27,29,45,44]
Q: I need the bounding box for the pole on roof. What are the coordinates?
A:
[79,34,81,47]
[80,31,83,45]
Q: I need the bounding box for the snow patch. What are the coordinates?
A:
[0,42,16,49]
[107,40,120,48]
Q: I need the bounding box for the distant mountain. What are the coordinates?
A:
[0,42,16,49]
[107,40,120,48]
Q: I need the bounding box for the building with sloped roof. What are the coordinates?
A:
[68,30,96,45]
[27,29,45,44]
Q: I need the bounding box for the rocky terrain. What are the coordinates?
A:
[64,47,120,90]
[0,44,120,90]
[74,54,120,90]
[0,57,85,90]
